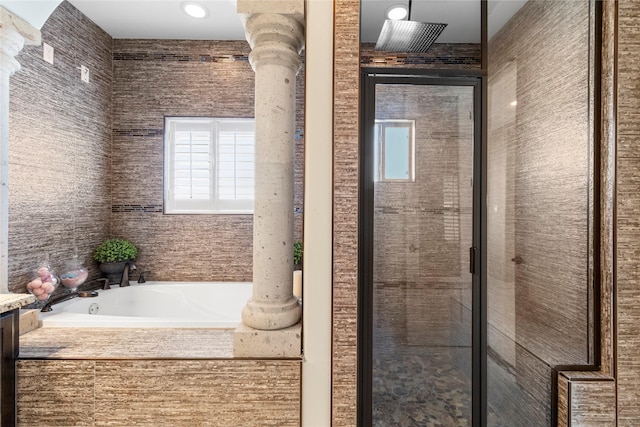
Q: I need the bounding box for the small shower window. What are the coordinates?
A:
[374,120,415,182]
[164,117,255,214]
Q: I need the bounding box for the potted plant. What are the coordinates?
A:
[293,241,303,299]
[93,239,138,284]
[293,241,303,270]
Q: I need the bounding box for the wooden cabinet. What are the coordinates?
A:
[1,309,19,427]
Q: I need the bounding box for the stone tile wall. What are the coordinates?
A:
[373,85,473,286]
[487,1,593,424]
[332,1,361,424]
[361,42,480,69]
[17,359,301,426]
[616,0,640,424]
[8,1,112,295]
[111,39,305,282]
[557,372,616,426]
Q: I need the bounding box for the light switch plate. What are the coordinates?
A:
[43,43,54,64]
[80,65,89,83]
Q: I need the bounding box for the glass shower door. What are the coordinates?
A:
[368,82,476,426]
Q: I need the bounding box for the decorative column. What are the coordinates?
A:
[234,0,304,357]
[0,8,40,293]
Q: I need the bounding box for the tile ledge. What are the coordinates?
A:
[0,294,35,314]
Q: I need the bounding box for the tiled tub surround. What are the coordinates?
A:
[111,38,305,283]
[1,295,35,427]
[18,329,301,427]
[8,1,112,294]
[18,280,301,425]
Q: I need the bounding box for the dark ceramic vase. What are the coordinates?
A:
[99,261,127,285]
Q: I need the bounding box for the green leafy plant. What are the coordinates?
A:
[93,239,138,263]
[293,241,303,266]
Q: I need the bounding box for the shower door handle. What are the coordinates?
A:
[469,247,476,274]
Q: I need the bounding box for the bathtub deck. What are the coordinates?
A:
[17,286,301,426]
[17,328,302,426]
[19,328,246,359]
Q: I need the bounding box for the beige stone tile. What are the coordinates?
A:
[17,360,96,427]
[94,360,301,426]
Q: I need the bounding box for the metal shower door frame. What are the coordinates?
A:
[357,69,486,427]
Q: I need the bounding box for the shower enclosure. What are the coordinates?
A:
[359,1,597,425]
[359,73,482,426]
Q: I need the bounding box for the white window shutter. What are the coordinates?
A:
[164,117,255,214]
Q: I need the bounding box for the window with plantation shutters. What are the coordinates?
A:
[164,117,255,214]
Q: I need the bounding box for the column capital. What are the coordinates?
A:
[237,0,304,16]
[241,12,305,72]
[0,7,41,75]
[238,0,305,73]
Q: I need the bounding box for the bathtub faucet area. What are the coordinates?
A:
[40,266,145,313]
[118,261,136,288]
[40,290,99,312]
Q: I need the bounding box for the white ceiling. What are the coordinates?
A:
[68,0,246,40]
[64,0,485,42]
[47,0,520,43]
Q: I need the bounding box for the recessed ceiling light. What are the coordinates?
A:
[510,100,518,106]
[386,4,408,20]
[181,1,209,19]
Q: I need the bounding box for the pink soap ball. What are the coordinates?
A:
[31,287,44,296]
[42,274,58,285]
[37,293,49,301]
[26,278,43,290]
[41,281,55,294]
[37,267,58,284]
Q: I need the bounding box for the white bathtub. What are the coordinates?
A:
[39,281,252,328]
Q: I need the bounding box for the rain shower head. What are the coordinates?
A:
[375,19,447,53]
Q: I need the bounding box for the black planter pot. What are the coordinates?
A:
[99,261,127,285]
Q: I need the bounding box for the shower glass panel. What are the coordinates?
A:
[372,84,474,426]
[486,1,595,425]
